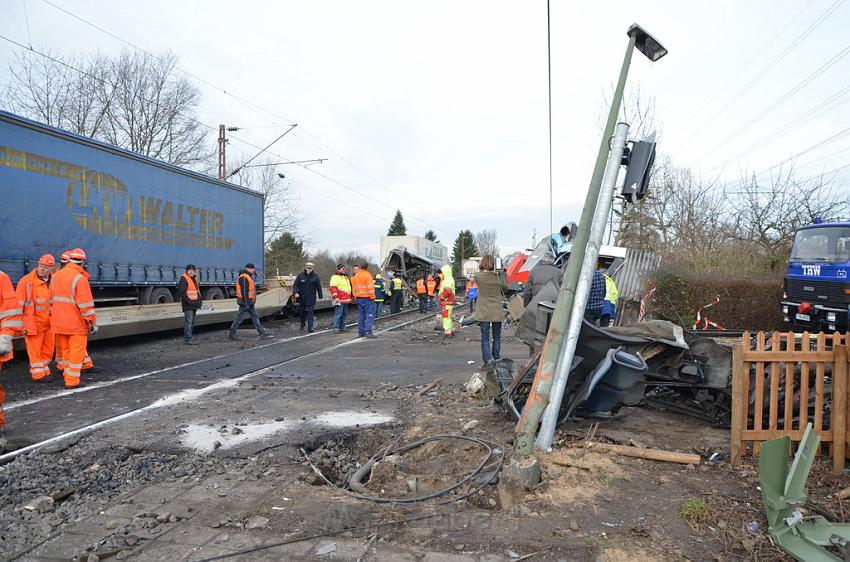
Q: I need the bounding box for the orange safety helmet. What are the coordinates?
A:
[60,250,71,263]
[68,248,87,261]
[37,254,56,266]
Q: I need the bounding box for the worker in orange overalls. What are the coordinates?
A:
[416,276,428,314]
[0,269,24,451]
[426,274,436,311]
[50,248,97,388]
[55,250,98,374]
[16,254,56,381]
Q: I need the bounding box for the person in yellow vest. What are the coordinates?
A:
[228,263,271,340]
[390,274,404,313]
[177,264,203,345]
[50,248,97,388]
[329,264,353,333]
[437,264,456,337]
[600,267,619,328]
[374,273,389,318]
[416,275,428,314]
[16,254,56,380]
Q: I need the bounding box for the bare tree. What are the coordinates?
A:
[5,48,211,168]
[728,165,849,270]
[475,229,499,257]
[231,159,301,248]
[101,50,209,168]
[4,49,111,137]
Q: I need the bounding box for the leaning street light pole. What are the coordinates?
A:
[514,24,667,456]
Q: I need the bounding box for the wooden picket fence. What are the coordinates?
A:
[730,331,849,474]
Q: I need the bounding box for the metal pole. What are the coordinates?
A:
[536,122,629,450]
[218,124,226,180]
[514,33,636,456]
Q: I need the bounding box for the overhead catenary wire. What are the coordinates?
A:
[704,81,850,172]
[35,0,431,221]
[701,44,850,162]
[669,0,844,153]
[0,34,442,234]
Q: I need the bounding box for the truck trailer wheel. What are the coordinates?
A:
[143,287,174,305]
[203,287,226,300]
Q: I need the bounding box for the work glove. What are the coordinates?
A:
[89,323,99,335]
[0,334,12,355]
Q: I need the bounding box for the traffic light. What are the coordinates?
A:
[621,132,657,204]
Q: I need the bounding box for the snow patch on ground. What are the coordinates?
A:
[181,420,294,452]
[313,411,393,427]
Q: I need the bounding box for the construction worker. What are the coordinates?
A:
[437,264,456,337]
[390,273,404,314]
[600,267,619,328]
[426,274,437,311]
[293,262,323,332]
[374,273,389,318]
[16,254,56,380]
[351,261,377,338]
[177,264,202,344]
[415,275,428,314]
[466,277,479,313]
[55,250,97,373]
[50,248,97,388]
[329,264,353,333]
[228,263,271,340]
[0,269,24,451]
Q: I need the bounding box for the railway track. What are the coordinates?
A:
[0,307,439,464]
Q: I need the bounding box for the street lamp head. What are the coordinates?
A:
[627,24,667,62]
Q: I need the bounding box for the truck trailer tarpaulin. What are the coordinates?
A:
[0,110,264,302]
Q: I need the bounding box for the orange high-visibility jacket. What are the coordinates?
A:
[351,270,376,299]
[16,269,51,335]
[416,279,427,294]
[235,272,256,304]
[50,263,96,335]
[181,274,200,301]
[0,271,24,362]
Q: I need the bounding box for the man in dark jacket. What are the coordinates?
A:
[293,262,323,332]
[177,264,203,345]
[228,263,271,340]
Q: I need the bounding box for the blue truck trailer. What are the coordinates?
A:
[781,220,850,333]
[0,110,264,305]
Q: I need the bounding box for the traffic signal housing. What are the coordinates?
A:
[621,132,657,205]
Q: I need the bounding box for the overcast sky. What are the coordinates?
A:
[2,1,849,260]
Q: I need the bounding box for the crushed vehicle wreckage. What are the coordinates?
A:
[481,231,736,428]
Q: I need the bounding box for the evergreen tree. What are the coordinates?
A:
[451,230,479,274]
[265,232,307,275]
[424,230,439,242]
[387,210,407,236]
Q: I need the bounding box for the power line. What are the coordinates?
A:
[0,34,442,234]
[670,0,844,153]
[703,81,850,174]
[701,44,850,161]
[546,0,553,238]
[37,0,426,219]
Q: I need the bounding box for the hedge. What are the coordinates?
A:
[646,271,786,331]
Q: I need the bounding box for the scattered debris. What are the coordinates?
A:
[461,420,480,433]
[585,442,701,465]
[417,379,441,396]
